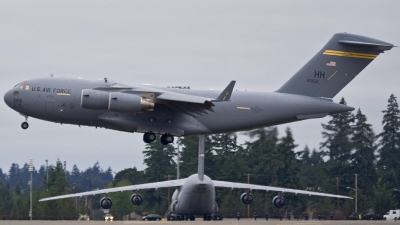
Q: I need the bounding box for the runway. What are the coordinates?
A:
[0,219,392,225]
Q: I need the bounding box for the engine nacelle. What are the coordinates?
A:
[108,92,154,113]
[272,196,285,208]
[240,193,253,204]
[100,197,113,209]
[130,194,143,205]
[81,89,109,110]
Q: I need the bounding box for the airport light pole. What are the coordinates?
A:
[28,158,34,221]
[394,189,400,208]
[45,159,48,192]
[176,138,180,179]
[165,175,173,207]
[347,186,357,213]
[244,173,252,218]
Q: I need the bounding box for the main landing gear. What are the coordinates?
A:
[143,132,157,143]
[142,132,174,145]
[161,133,174,145]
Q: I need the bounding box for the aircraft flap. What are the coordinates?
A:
[157,92,214,105]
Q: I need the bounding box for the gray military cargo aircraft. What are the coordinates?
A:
[3,33,394,145]
[39,135,351,220]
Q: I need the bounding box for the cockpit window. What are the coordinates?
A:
[14,83,20,88]
[20,84,30,90]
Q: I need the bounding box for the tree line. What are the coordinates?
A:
[0,161,113,220]
[0,94,399,220]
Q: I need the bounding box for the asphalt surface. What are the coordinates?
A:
[0,219,394,225]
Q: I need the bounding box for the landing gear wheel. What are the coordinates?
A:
[21,122,29,129]
[203,215,211,221]
[161,134,174,145]
[143,132,156,143]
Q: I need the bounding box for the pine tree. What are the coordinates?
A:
[310,148,324,166]
[299,145,311,166]
[372,179,396,216]
[351,109,377,197]
[179,135,215,178]
[8,163,20,188]
[210,133,239,180]
[276,127,300,189]
[275,128,304,215]
[40,160,77,219]
[142,137,176,213]
[245,127,280,185]
[114,167,144,186]
[320,98,354,198]
[0,182,12,218]
[178,136,200,178]
[143,137,176,182]
[0,168,6,184]
[377,94,400,190]
[242,127,281,215]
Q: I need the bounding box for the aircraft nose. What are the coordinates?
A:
[3,89,13,108]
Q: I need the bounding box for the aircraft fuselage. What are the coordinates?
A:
[3,77,353,137]
[172,174,215,215]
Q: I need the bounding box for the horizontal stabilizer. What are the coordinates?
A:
[277,33,394,98]
[338,40,394,51]
[216,81,236,101]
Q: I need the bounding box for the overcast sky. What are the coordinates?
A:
[1,0,399,175]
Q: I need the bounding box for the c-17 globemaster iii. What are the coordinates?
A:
[40,135,352,221]
[3,33,394,145]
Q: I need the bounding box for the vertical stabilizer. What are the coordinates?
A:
[276,33,394,98]
[198,135,205,181]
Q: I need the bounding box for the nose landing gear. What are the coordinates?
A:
[21,122,29,129]
[21,115,29,130]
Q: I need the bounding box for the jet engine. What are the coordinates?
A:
[81,89,109,110]
[240,192,253,204]
[108,92,154,113]
[272,196,285,208]
[130,194,143,205]
[100,197,113,209]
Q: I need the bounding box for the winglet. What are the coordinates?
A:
[216,81,236,101]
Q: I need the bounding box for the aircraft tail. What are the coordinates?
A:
[198,135,205,181]
[276,33,394,98]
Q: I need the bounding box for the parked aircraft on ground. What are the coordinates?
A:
[39,136,352,220]
[3,33,394,145]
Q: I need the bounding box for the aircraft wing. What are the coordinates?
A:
[94,81,236,117]
[39,178,187,202]
[213,180,352,199]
